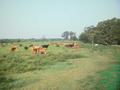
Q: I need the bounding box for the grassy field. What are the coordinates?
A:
[0,41,120,90]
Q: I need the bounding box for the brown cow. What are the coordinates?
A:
[32,46,46,54]
[32,46,39,54]
[65,43,74,48]
[38,47,46,54]
[11,45,17,51]
[65,42,80,49]
[72,43,80,49]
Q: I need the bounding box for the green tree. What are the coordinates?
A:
[79,32,90,43]
[69,31,77,40]
[61,31,70,40]
[79,17,120,45]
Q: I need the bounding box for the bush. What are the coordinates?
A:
[24,46,28,50]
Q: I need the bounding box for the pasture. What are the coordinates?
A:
[0,41,120,90]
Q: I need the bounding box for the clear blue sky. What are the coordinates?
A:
[0,0,120,39]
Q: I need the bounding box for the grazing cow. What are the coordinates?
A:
[65,43,74,48]
[65,42,80,49]
[73,43,80,49]
[38,47,46,54]
[41,44,49,48]
[11,45,17,51]
[32,46,39,54]
[32,46,46,54]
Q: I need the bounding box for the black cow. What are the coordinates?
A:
[41,44,49,48]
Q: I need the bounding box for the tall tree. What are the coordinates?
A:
[61,31,70,40]
[69,31,77,40]
[62,31,77,40]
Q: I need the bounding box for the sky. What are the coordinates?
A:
[0,0,120,39]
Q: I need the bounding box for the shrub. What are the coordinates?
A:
[24,46,28,50]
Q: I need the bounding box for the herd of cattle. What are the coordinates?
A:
[10,42,80,54]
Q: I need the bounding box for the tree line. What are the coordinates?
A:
[79,18,120,45]
[0,18,119,45]
[62,17,120,45]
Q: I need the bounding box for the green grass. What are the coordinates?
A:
[97,65,120,90]
[0,45,85,73]
[95,47,120,90]
[0,41,120,90]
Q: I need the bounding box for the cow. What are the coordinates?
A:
[41,44,49,48]
[11,45,17,51]
[72,43,80,49]
[65,43,74,48]
[65,42,80,49]
[32,46,46,54]
[38,47,46,54]
[32,46,40,54]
